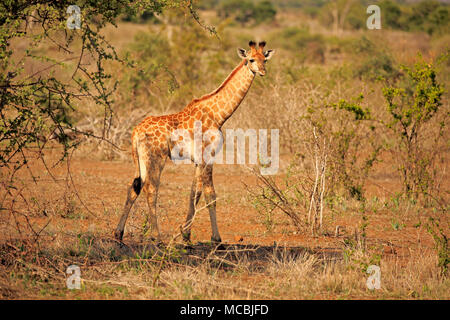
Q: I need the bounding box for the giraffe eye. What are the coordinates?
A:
[249,59,255,63]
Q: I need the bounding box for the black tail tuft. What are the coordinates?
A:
[132,177,142,195]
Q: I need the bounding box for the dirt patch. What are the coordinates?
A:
[0,156,447,299]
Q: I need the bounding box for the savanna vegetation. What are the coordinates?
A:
[0,0,449,300]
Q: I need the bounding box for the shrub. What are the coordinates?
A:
[254,0,277,24]
[382,54,447,200]
[350,36,400,82]
[121,8,158,24]
[344,2,366,30]
[218,0,254,25]
[218,0,277,26]
[406,0,450,36]
[318,0,365,32]
[379,0,403,30]
[355,52,400,81]
[300,96,381,201]
[270,27,325,64]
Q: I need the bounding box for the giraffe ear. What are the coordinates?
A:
[264,49,275,60]
[237,48,247,59]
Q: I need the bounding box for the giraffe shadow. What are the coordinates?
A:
[91,238,343,272]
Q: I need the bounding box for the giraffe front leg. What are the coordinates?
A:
[183,165,202,242]
[202,165,221,244]
[143,181,162,242]
[142,156,165,243]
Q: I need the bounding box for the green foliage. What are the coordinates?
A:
[351,36,376,55]
[196,0,221,10]
[332,98,371,121]
[274,27,322,50]
[270,27,325,63]
[318,0,365,32]
[247,168,305,233]
[406,0,449,36]
[390,219,405,231]
[382,54,447,199]
[218,0,276,26]
[121,8,159,24]
[119,19,228,113]
[379,0,403,30]
[302,95,381,201]
[343,2,366,30]
[313,0,448,36]
[345,36,400,82]
[218,0,256,25]
[275,0,328,9]
[1,1,121,171]
[254,0,277,24]
[378,0,449,35]
[426,216,449,276]
[0,0,194,185]
[355,52,400,81]
[122,32,173,100]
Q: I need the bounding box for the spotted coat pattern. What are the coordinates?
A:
[114,41,274,243]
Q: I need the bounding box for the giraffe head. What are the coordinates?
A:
[237,40,275,76]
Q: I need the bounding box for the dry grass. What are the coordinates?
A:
[1,7,449,301]
[0,155,448,300]
[1,232,448,300]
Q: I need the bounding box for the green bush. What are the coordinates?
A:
[121,8,158,24]
[254,0,277,24]
[318,0,365,32]
[118,19,234,112]
[355,53,400,81]
[379,0,403,30]
[407,0,449,35]
[196,0,221,10]
[344,2,366,30]
[300,95,381,201]
[218,0,254,25]
[315,0,449,36]
[218,0,276,25]
[270,27,325,63]
[351,36,376,55]
[395,0,450,36]
[127,32,171,90]
[382,54,447,200]
[348,36,400,82]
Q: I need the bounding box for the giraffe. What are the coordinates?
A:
[114,41,275,243]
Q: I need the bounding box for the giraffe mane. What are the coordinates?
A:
[184,59,247,110]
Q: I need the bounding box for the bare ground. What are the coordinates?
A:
[0,151,448,299]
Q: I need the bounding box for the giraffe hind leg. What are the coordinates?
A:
[114,137,145,241]
[114,177,142,241]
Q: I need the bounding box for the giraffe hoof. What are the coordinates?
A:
[149,237,163,247]
[182,232,191,243]
[114,230,123,242]
[184,242,194,250]
[183,238,194,248]
[210,236,222,246]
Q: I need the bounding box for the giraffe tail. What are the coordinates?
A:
[132,134,145,195]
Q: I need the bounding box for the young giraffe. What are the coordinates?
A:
[114,41,275,243]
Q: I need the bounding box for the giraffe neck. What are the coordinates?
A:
[188,60,256,128]
[214,60,255,126]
